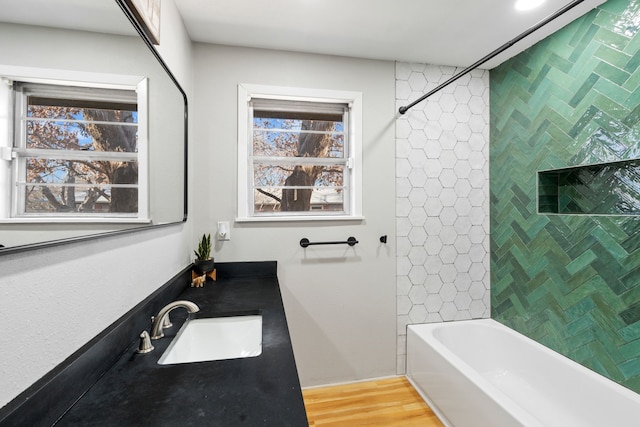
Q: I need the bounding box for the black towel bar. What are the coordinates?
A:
[300,237,358,248]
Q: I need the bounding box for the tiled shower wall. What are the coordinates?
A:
[491,0,640,392]
[395,63,491,373]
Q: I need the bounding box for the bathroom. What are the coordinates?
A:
[1,0,640,424]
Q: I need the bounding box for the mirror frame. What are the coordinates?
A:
[0,0,188,256]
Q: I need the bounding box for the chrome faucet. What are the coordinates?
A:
[150,300,200,339]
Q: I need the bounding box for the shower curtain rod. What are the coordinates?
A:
[398,0,586,115]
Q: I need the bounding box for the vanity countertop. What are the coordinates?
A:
[57,271,308,426]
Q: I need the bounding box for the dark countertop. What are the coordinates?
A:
[57,273,308,426]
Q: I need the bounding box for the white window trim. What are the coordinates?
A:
[0,65,149,223]
[237,83,363,222]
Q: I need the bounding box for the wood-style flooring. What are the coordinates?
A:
[302,377,444,426]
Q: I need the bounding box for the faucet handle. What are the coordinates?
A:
[136,330,154,354]
[150,314,173,329]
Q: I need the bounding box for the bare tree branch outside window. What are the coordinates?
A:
[252,105,347,214]
[21,87,139,216]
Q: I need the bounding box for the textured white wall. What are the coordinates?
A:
[191,44,397,387]
[0,0,193,408]
[0,227,189,406]
[395,63,491,373]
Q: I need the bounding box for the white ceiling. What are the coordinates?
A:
[174,0,606,69]
[0,0,607,70]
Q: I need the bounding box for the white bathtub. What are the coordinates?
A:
[406,319,640,427]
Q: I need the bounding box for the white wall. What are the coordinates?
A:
[192,44,397,386]
[0,0,193,408]
[395,63,491,373]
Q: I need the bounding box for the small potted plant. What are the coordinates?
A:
[193,233,214,274]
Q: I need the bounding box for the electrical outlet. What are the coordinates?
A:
[217,221,230,241]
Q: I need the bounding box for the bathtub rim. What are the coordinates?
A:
[406,318,640,427]
[412,318,640,400]
[407,319,546,426]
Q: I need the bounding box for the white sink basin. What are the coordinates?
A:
[158,315,262,365]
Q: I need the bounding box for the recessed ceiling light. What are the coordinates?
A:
[515,0,545,11]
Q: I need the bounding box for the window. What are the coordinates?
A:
[0,69,148,222]
[237,84,362,221]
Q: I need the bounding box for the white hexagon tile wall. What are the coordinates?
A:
[395,63,491,373]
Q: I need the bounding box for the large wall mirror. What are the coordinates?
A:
[0,0,187,254]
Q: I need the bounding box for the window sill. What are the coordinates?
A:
[0,217,151,224]
[235,215,365,223]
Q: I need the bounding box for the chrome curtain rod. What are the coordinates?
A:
[398,0,586,115]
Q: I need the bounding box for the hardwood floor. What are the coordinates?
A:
[302,377,444,426]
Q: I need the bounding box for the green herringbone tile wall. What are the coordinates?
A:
[490,0,640,392]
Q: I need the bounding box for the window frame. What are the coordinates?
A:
[237,83,363,222]
[0,65,149,224]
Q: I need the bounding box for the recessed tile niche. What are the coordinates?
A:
[538,159,640,215]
